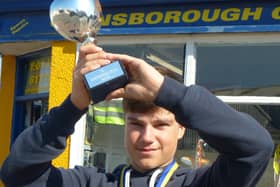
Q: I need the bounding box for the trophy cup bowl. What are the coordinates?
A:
[49,0,128,103]
[50,0,102,43]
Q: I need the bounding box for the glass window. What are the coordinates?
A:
[24,98,49,128]
[24,56,50,95]
[84,100,126,172]
[103,44,185,76]
[12,49,50,144]
[196,44,280,96]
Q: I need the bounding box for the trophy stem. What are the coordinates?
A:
[82,37,97,45]
[83,36,97,46]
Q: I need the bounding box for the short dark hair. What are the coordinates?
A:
[123,66,182,113]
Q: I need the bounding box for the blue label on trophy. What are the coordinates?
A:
[84,61,125,88]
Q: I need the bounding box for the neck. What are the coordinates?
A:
[130,159,175,173]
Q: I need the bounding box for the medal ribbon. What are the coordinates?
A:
[119,160,179,187]
[155,160,179,187]
[119,166,129,187]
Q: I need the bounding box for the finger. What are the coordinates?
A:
[79,44,103,56]
[77,51,107,67]
[77,45,103,66]
[80,63,101,75]
[105,88,125,100]
[86,58,111,68]
[84,51,108,62]
[77,51,109,70]
[80,59,111,75]
[106,53,141,67]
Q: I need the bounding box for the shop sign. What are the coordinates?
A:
[101,3,280,33]
[103,7,266,27]
[1,2,280,42]
[24,57,50,95]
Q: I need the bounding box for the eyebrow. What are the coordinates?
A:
[126,116,174,124]
[126,116,144,123]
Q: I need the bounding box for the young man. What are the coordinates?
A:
[0,44,273,187]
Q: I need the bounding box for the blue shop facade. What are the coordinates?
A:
[1,1,280,187]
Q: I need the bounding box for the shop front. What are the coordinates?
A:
[1,1,280,186]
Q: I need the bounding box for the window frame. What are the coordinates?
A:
[11,48,51,145]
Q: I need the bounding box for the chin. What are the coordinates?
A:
[135,159,160,171]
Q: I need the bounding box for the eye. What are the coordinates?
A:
[128,121,142,127]
[155,123,169,129]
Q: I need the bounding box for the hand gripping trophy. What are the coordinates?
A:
[49,0,128,103]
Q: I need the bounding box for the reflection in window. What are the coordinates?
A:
[102,44,185,77]
[24,57,50,95]
[84,100,126,172]
[196,44,280,96]
[176,128,215,169]
[24,99,48,128]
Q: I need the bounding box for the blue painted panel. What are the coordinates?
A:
[0,0,52,12]
[1,2,280,42]
[0,10,63,41]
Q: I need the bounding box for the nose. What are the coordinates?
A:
[140,125,155,144]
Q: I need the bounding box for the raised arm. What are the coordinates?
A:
[155,77,274,187]
[0,96,87,186]
[0,44,111,187]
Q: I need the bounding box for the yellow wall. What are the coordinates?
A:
[0,42,76,186]
[0,55,16,186]
[49,41,76,168]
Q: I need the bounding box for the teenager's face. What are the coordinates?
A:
[124,107,185,172]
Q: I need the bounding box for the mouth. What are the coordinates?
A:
[137,147,158,154]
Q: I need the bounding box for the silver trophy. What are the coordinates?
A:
[49,0,128,103]
[50,0,102,44]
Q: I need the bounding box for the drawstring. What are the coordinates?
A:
[123,168,162,187]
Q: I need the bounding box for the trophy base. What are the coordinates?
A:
[83,60,128,103]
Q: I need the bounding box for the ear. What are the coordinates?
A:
[177,125,185,140]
